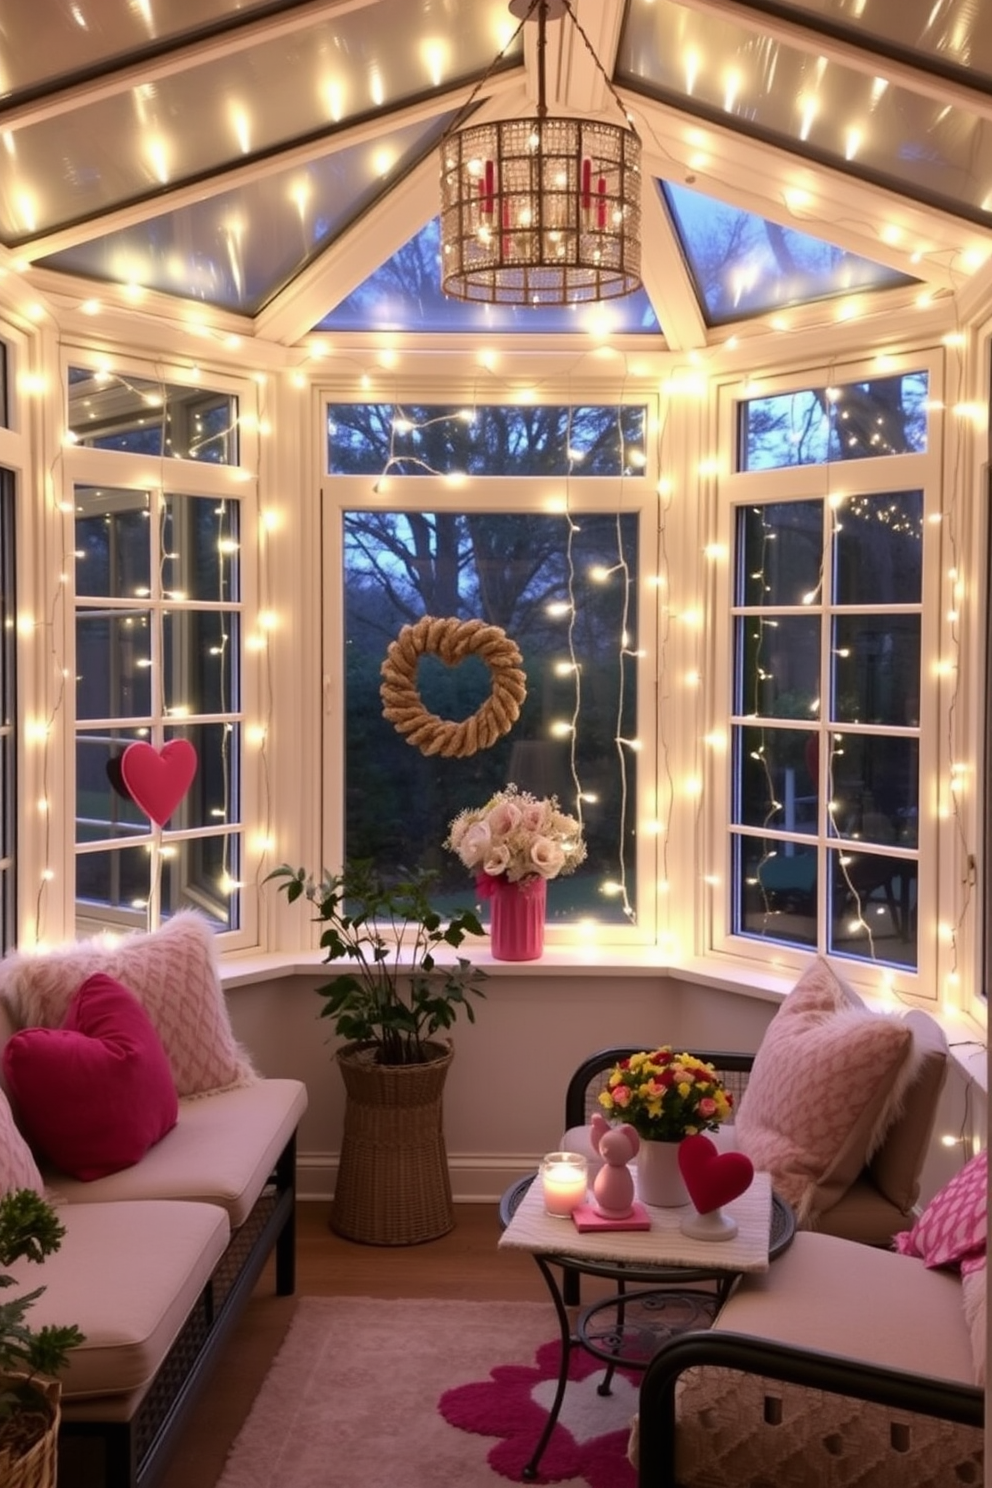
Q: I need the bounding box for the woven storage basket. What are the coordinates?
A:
[332,1040,455,1245]
[0,1376,60,1488]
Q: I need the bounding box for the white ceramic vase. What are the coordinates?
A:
[637,1138,689,1207]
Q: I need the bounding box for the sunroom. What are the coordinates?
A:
[0,0,986,1271]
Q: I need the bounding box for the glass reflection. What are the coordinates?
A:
[737,501,823,607]
[734,835,818,948]
[829,847,917,969]
[736,614,821,719]
[162,612,237,717]
[76,612,152,721]
[827,734,919,849]
[833,491,923,606]
[734,726,818,835]
[661,180,914,325]
[68,369,238,464]
[831,615,921,726]
[75,488,151,600]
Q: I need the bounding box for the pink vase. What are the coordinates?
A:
[489,877,547,961]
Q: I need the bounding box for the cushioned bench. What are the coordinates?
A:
[0,912,309,1488]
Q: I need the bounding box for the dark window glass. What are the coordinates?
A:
[344,509,639,925]
[328,404,646,476]
[740,373,929,471]
[68,368,238,464]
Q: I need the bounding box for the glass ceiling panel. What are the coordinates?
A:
[0,0,292,96]
[314,219,661,334]
[661,180,916,326]
[719,0,992,87]
[618,0,992,226]
[0,0,521,243]
[37,116,452,316]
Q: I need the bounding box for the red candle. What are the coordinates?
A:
[597,175,607,230]
[483,159,495,216]
[582,158,592,211]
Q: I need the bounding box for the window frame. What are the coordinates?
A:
[319,392,663,948]
[705,347,951,1002]
[58,353,263,951]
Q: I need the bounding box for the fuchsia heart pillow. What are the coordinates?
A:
[679,1133,754,1214]
[2,972,179,1180]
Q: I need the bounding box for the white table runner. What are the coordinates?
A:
[499,1169,773,1273]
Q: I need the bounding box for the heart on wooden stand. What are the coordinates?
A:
[677,1132,754,1241]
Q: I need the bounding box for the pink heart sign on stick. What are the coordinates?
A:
[678,1132,754,1214]
[119,741,198,827]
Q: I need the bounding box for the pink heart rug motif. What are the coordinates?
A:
[678,1133,754,1214]
[120,740,198,826]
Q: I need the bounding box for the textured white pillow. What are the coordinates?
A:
[0,913,256,1098]
[0,1086,44,1195]
[735,958,913,1224]
[961,1266,986,1386]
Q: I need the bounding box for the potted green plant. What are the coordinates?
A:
[267,859,486,1245]
[0,1188,84,1488]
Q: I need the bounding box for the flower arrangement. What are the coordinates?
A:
[597,1048,733,1142]
[444,784,586,887]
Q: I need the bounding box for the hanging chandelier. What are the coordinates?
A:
[439,0,642,306]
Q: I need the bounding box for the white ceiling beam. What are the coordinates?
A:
[638,185,707,352]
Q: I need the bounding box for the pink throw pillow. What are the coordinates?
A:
[2,972,179,1180]
[0,1086,44,1195]
[894,1151,987,1271]
[0,912,255,1096]
[734,958,913,1223]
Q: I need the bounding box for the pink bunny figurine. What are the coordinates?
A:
[591,1120,640,1219]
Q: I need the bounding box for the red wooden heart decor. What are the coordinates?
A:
[678,1133,754,1214]
[120,740,198,827]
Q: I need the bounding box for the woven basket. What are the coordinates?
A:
[0,1376,60,1488]
[332,1040,455,1245]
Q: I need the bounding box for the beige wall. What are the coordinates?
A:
[226,971,985,1209]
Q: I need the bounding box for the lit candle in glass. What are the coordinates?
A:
[540,1151,588,1217]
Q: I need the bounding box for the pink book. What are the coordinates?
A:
[571,1201,652,1232]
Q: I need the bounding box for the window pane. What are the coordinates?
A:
[68,368,239,464]
[736,615,821,718]
[829,848,918,969]
[163,496,240,602]
[834,491,923,605]
[827,734,919,847]
[740,373,929,471]
[738,500,823,606]
[328,404,646,476]
[344,509,639,924]
[75,487,150,599]
[162,611,237,716]
[733,726,818,834]
[76,611,152,719]
[832,616,921,725]
[76,839,235,932]
[734,835,818,947]
[77,727,151,843]
[181,722,240,831]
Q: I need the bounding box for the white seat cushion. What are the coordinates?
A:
[43,1078,307,1227]
[6,1199,230,1400]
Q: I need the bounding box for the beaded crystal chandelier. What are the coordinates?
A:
[439,0,642,305]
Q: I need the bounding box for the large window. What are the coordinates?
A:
[325,401,654,935]
[719,362,938,979]
[67,365,248,936]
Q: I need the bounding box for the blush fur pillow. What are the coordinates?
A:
[734,958,915,1224]
[0,912,256,1098]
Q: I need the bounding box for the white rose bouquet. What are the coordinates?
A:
[445,784,587,887]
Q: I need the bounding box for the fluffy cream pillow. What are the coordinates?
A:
[0,1086,44,1195]
[0,912,256,1098]
[961,1265,986,1386]
[734,959,913,1224]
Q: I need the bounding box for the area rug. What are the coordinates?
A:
[216,1297,637,1488]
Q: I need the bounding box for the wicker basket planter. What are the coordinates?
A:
[332,1040,455,1245]
[0,1376,61,1488]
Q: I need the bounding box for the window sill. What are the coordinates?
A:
[218,946,987,1094]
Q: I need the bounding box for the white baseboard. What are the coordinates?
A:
[296,1152,536,1206]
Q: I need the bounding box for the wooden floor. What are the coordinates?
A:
[157,1199,553,1488]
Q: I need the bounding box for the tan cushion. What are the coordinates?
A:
[812,1173,908,1246]
[734,959,913,1224]
[0,913,256,1097]
[43,1078,307,1228]
[961,1266,986,1385]
[5,1199,230,1399]
[717,1231,974,1384]
[869,1010,949,1212]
